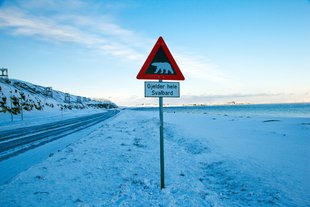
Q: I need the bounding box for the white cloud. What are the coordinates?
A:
[0,0,229,82]
[174,52,228,83]
[0,1,146,61]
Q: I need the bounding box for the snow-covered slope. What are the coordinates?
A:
[0,78,117,115]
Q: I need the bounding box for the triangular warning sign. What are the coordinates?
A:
[136,36,185,80]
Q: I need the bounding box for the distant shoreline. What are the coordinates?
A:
[130,102,310,118]
[132,102,310,108]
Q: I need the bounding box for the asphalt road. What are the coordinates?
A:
[0,110,119,161]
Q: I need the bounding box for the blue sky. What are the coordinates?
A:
[0,0,309,106]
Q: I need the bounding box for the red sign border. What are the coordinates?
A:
[136,36,185,80]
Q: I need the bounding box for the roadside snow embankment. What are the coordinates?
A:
[0,78,117,128]
[0,110,309,206]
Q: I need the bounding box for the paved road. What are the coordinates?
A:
[0,110,119,161]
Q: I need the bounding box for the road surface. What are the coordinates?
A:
[0,110,119,161]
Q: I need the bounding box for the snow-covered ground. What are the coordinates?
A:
[0,109,309,206]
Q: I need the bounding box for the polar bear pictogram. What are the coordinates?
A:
[151,62,174,74]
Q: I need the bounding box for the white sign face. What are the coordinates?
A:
[144,81,180,98]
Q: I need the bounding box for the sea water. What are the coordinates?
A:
[133,103,310,118]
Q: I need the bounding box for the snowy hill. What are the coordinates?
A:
[0,78,117,115]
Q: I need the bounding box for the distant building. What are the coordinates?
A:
[77,96,82,103]
[83,97,90,102]
[45,87,53,97]
[64,93,70,103]
[0,68,8,79]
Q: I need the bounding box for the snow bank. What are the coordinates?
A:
[0,78,117,127]
[0,109,309,206]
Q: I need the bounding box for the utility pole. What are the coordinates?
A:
[10,94,13,122]
[20,98,23,121]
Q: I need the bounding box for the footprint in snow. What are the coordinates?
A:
[33,191,49,195]
[35,175,44,180]
[57,157,66,162]
[74,198,83,203]
[263,120,280,123]
[133,137,147,148]
[301,122,310,125]
[184,141,209,155]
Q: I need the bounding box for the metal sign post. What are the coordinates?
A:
[158,80,165,189]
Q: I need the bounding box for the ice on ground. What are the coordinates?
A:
[0,110,309,206]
